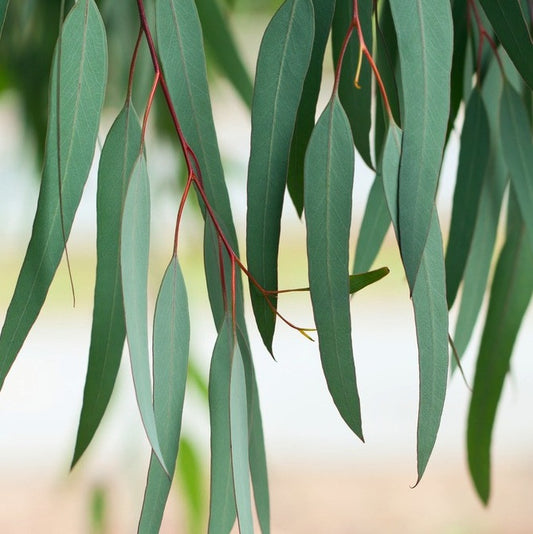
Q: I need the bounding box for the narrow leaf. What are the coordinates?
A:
[287,0,335,216]
[121,155,167,474]
[381,121,402,236]
[389,0,453,289]
[445,88,490,308]
[349,267,389,294]
[246,0,314,354]
[72,101,142,467]
[467,204,533,503]
[139,257,190,533]
[478,0,533,89]
[500,81,533,252]
[304,96,363,440]
[0,0,9,37]
[194,0,253,107]
[0,0,107,388]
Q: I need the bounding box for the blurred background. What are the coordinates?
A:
[1,1,532,532]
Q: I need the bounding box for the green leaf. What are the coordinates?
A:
[0,0,9,38]
[467,200,533,503]
[381,122,402,236]
[194,0,253,107]
[138,257,190,533]
[0,0,107,389]
[445,88,490,308]
[287,0,335,216]
[478,0,533,89]
[332,0,373,168]
[246,0,314,354]
[120,155,167,475]
[453,59,507,361]
[208,318,236,534]
[349,267,389,294]
[304,96,363,440]
[72,101,142,468]
[412,211,449,483]
[389,0,453,289]
[500,81,533,252]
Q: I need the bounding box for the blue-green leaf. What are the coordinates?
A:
[194,0,253,107]
[138,257,190,533]
[349,268,389,294]
[246,0,314,354]
[389,0,453,289]
[467,200,533,503]
[304,96,362,440]
[121,155,167,474]
[500,81,533,252]
[287,0,335,216]
[381,122,402,236]
[478,0,533,89]
[72,101,142,468]
[445,88,490,308]
[0,0,107,389]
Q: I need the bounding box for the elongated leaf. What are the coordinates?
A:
[467,205,533,503]
[412,211,449,483]
[453,59,507,361]
[349,268,389,294]
[304,96,362,440]
[72,101,142,467]
[332,0,373,168]
[208,318,236,534]
[139,257,190,533]
[194,0,253,107]
[445,89,490,308]
[121,155,167,474]
[0,0,107,388]
[230,341,254,533]
[381,122,402,236]
[478,0,533,89]
[246,0,314,354]
[287,0,335,216]
[0,0,9,37]
[389,0,453,289]
[238,328,269,534]
[500,82,533,252]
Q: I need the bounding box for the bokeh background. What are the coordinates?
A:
[1,2,532,532]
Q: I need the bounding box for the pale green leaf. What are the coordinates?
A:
[0,0,107,388]
[389,0,453,289]
[139,257,190,533]
[304,96,363,440]
[72,101,142,468]
[246,0,314,354]
[381,121,402,236]
[349,267,389,294]
[121,155,167,474]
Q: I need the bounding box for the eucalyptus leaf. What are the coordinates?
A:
[349,267,389,294]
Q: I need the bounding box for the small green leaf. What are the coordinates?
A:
[467,198,533,503]
[445,88,490,308]
[389,0,453,289]
[349,267,389,294]
[194,0,253,107]
[304,96,363,440]
[478,0,533,89]
[121,155,167,474]
[72,101,142,468]
[500,81,533,252]
[138,257,190,533]
[0,0,107,389]
[246,0,314,354]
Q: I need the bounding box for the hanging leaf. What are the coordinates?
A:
[445,88,490,309]
[194,0,253,107]
[304,96,363,440]
[500,81,533,251]
[478,0,533,90]
[0,0,107,389]
[72,100,142,468]
[138,257,190,533]
[349,267,389,294]
[287,0,335,216]
[121,155,167,474]
[467,199,533,503]
[389,0,453,289]
[332,0,373,168]
[246,0,314,354]
[381,121,402,235]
